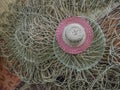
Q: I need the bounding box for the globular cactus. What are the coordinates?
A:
[0,0,120,90]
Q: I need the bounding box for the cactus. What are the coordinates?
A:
[0,0,120,90]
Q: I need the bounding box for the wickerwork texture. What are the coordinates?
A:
[0,0,120,90]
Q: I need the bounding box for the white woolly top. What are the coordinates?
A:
[62,23,86,47]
